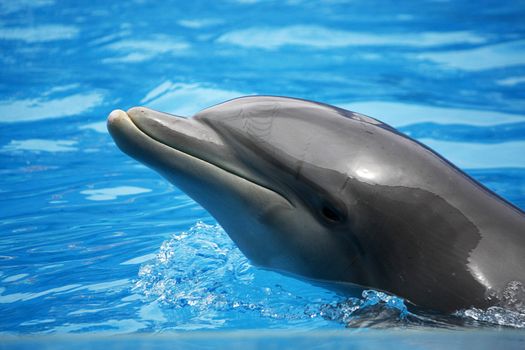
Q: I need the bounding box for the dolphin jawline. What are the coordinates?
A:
[107,109,291,205]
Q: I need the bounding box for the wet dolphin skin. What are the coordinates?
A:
[107,96,525,313]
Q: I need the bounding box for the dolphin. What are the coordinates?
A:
[107,96,525,313]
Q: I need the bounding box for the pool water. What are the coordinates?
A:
[1,0,525,338]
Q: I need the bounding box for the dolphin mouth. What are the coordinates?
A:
[108,107,223,160]
[107,108,293,206]
[107,107,225,168]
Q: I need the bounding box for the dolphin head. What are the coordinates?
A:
[107,96,373,287]
[109,95,525,312]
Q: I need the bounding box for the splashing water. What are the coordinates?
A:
[320,290,411,328]
[134,222,525,329]
[134,222,411,329]
[456,307,525,328]
[455,281,525,328]
[133,222,334,329]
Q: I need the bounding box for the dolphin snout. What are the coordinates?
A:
[124,106,189,137]
[111,106,228,164]
[107,109,128,126]
[126,106,158,124]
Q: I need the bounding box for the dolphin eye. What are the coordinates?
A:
[321,205,342,223]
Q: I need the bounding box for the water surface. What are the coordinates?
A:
[1,0,525,336]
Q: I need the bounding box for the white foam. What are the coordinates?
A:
[0,284,81,303]
[0,0,54,14]
[52,319,145,334]
[177,19,223,29]
[217,25,485,49]
[336,101,525,127]
[89,31,129,47]
[79,121,107,133]
[497,75,525,86]
[2,139,77,152]
[121,253,157,265]
[141,82,245,116]
[84,278,130,291]
[2,273,28,283]
[104,36,190,63]
[81,186,152,201]
[41,84,80,96]
[68,308,109,316]
[0,92,104,122]
[19,318,56,326]
[106,38,189,52]
[0,279,128,304]
[419,139,525,169]
[0,24,79,42]
[102,52,154,63]
[417,40,525,71]
[141,81,174,102]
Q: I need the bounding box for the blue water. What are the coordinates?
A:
[1,0,525,337]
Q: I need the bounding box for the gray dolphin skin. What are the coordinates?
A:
[107,96,525,313]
